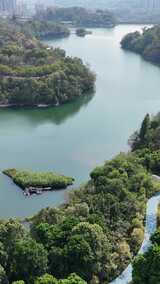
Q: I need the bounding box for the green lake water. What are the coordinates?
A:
[0,25,160,218]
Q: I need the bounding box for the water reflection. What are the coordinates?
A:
[0,93,94,126]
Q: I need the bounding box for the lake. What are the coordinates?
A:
[0,25,160,218]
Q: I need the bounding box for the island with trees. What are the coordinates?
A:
[36,7,116,28]
[121,25,160,66]
[0,21,95,107]
[3,169,74,196]
[76,28,92,37]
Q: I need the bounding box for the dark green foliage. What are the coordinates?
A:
[3,169,74,190]
[0,21,95,107]
[13,239,48,283]
[139,114,151,146]
[134,148,160,174]
[133,239,160,283]
[129,113,160,175]
[0,265,8,284]
[121,26,160,65]
[130,114,151,151]
[0,220,26,282]
[150,229,160,245]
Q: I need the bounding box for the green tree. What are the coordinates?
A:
[139,114,151,146]
[13,239,48,283]
[60,273,87,284]
[133,244,160,283]
[34,274,58,284]
[150,229,160,245]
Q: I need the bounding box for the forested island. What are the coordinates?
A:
[76,28,92,37]
[1,113,160,283]
[36,7,116,28]
[0,21,95,107]
[121,25,160,66]
[3,169,74,196]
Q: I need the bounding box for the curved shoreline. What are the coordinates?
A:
[110,175,160,284]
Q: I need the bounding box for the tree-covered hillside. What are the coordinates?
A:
[121,26,160,65]
[0,152,159,283]
[0,21,95,107]
[128,113,160,175]
[36,7,116,28]
[45,0,160,24]
[0,113,160,283]
[0,18,70,39]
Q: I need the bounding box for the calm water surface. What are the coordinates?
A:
[0,25,160,218]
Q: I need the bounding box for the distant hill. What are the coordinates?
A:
[36,6,116,28]
[52,0,160,24]
[20,0,160,24]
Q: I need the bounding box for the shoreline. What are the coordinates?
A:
[0,104,56,108]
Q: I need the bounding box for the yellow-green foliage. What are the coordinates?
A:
[3,169,74,190]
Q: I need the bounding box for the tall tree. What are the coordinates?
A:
[139,113,150,146]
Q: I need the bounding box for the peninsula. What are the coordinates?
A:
[0,21,95,107]
[121,25,160,66]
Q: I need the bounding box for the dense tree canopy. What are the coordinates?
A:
[0,147,158,284]
[13,239,48,283]
[133,229,160,284]
[128,113,160,175]
[0,107,159,283]
[0,21,95,107]
[121,26,160,65]
[30,151,159,283]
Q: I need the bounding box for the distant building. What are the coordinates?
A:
[140,0,160,9]
[0,0,17,15]
[16,0,29,16]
